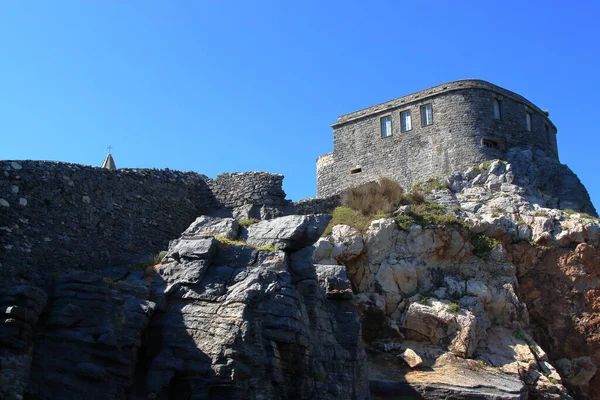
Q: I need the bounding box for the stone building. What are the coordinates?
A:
[316,79,559,197]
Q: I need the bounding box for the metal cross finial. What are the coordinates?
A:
[107,145,113,154]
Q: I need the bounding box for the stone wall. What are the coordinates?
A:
[317,79,559,197]
[294,195,340,215]
[0,161,289,273]
[209,171,290,208]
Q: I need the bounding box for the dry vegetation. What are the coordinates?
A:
[324,177,463,235]
[342,177,405,215]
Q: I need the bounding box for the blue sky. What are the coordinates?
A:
[1,1,599,210]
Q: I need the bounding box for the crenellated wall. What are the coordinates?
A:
[0,161,289,273]
[317,79,559,197]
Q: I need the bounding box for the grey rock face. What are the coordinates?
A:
[24,273,155,400]
[142,217,368,399]
[0,283,47,399]
[182,215,240,240]
[245,214,332,251]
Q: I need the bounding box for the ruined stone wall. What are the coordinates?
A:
[0,161,289,272]
[317,79,558,197]
[208,171,290,208]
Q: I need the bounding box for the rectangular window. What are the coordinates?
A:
[400,110,412,132]
[381,116,392,137]
[482,139,500,149]
[493,98,501,120]
[420,104,433,126]
[526,112,532,131]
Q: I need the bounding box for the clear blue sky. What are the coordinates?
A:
[1,1,599,210]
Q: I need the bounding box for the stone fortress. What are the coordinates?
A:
[316,79,560,197]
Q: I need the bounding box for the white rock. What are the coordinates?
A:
[444,275,466,298]
[10,162,22,170]
[10,185,18,194]
[82,196,91,204]
[466,279,492,304]
[0,199,9,207]
[394,260,418,295]
[331,224,364,262]
[18,198,27,207]
[365,218,398,264]
[400,348,423,368]
[312,238,334,262]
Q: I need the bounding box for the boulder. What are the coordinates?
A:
[182,215,239,240]
[330,224,364,262]
[245,214,331,251]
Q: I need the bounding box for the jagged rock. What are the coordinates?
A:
[369,356,528,399]
[555,357,598,389]
[311,237,336,264]
[0,282,47,399]
[182,215,239,240]
[330,224,364,262]
[315,264,353,299]
[245,214,331,251]
[24,274,155,399]
[140,214,368,399]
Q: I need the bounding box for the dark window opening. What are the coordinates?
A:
[350,167,362,174]
[482,139,500,149]
[493,98,502,120]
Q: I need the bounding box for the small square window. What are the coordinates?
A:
[493,98,501,120]
[482,139,500,149]
[400,110,412,132]
[381,116,392,137]
[525,112,532,131]
[420,104,433,126]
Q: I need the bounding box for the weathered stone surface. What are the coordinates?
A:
[182,215,239,240]
[330,224,364,262]
[245,214,331,251]
[369,355,528,399]
[399,348,423,368]
[141,233,368,399]
[24,274,155,400]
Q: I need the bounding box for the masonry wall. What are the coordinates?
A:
[317,80,558,197]
[0,161,289,273]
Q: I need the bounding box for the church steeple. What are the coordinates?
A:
[101,146,117,171]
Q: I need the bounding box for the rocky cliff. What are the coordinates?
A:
[1,158,600,399]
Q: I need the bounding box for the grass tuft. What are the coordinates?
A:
[215,236,246,246]
[449,300,460,313]
[323,207,374,236]
[238,218,259,227]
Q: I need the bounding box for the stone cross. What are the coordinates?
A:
[107,145,112,154]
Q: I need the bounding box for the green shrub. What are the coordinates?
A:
[342,177,405,215]
[512,330,525,340]
[155,250,168,263]
[239,218,259,227]
[323,206,375,236]
[449,301,460,313]
[395,201,465,231]
[419,295,430,304]
[471,234,500,260]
